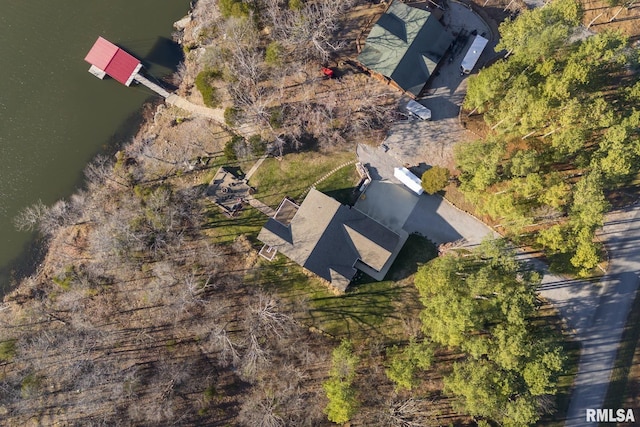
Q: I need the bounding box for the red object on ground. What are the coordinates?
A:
[321,67,334,78]
[84,37,142,86]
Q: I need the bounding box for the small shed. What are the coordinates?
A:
[84,37,142,86]
[394,167,424,195]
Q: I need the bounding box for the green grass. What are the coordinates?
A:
[194,70,222,108]
[21,373,42,399]
[204,201,265,245]
[247,234,437,342]
[203,151,356,245]
[0,339,17,362]
[249,151,355,208]
[316,165,360,205]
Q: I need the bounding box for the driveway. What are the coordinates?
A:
[358,142,640,425]
[382,1,498,168]
[563,205,640,426]
[354,179,497,246]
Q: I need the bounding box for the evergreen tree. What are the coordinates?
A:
[323,340,359,424]
[415,240,565,425]
[420,166,450,194]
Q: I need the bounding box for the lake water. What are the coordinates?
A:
[0,1,191,291]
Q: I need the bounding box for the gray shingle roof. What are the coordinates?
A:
[258,189,403,290]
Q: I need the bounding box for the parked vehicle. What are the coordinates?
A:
[405,99,432,121]
[460,35,489,74]
[321,66,334,78]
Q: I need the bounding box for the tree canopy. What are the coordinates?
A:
[421,166,450,194]
[414,240,565,425]
[458,0,639,275]
[323,340,359,424]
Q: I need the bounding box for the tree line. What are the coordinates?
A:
[459,0,640,275]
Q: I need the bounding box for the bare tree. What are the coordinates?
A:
[383,398,436,427]
[239,393,286,427]
[13,200,48,232]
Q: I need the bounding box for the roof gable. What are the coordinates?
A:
[343,223,393,271]
[376,12,407,42]
[84,37,141,86]
[358,1,453,96]
[84,37,119,70]
[105,48,141,85]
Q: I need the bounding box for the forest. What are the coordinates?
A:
[1,0,636,425]
[460,0,640,275]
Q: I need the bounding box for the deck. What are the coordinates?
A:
[133,73,171,98]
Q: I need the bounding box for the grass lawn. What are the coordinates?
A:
[246,234,437,342]
[248,151,356,209]
[316,164,360,206]
[203,200,266,245]
[203,150,359,245]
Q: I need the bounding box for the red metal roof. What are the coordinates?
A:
[84,37,141,86]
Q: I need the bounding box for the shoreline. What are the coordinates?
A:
[1,10,193,299]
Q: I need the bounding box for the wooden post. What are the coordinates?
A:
[522,130,536,140]
[468,106,479,117]
[503,0,516,11]
[483,0,490,6]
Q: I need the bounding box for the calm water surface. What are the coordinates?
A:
[0,1,191,291]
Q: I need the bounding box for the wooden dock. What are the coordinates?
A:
[133,73,171,98]
[133,72,231,131]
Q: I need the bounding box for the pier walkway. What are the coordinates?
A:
[134,72,226,123]
[134,73,171,98]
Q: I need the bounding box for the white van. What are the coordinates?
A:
[405,100,432,121]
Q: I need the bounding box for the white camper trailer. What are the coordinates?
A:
[405,100,432,120]
[460,35,489,75]
[394,167,424,195]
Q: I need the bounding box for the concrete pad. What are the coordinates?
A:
[355,181,419,234]
[355,180,497,246]
[403,195,497,245]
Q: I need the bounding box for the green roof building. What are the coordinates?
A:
[358,1,454,97]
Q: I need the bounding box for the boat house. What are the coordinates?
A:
[84,37,142,86]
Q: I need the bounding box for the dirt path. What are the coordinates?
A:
[165,95,225,123]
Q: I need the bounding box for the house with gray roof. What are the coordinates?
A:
[358,0,454,97]
[258,189,409,292]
